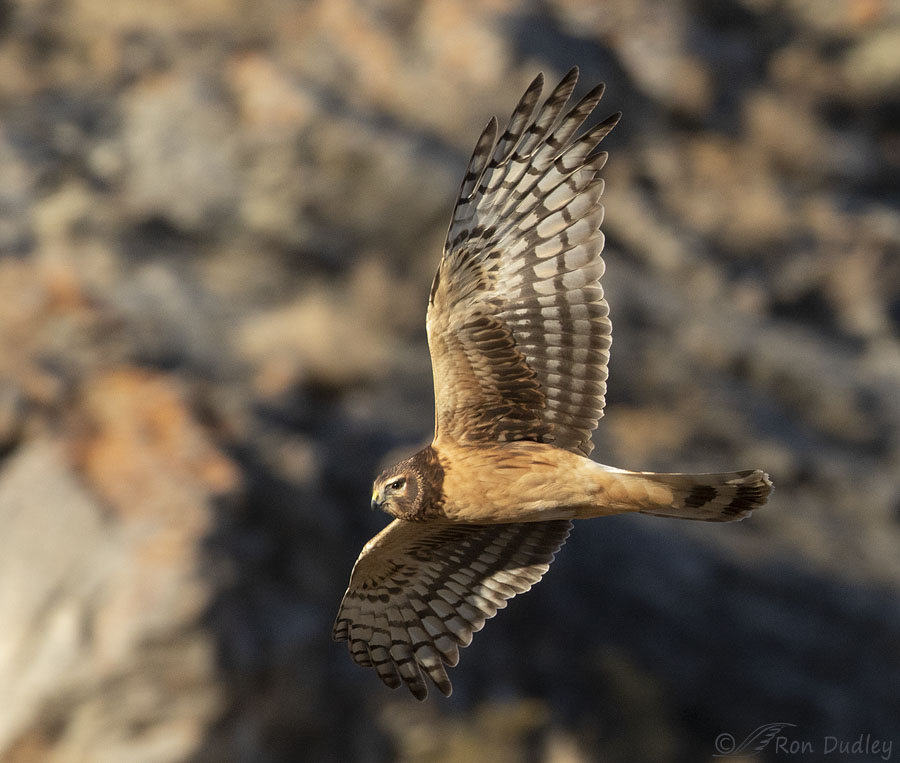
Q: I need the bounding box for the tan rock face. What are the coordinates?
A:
[0,261,238,762]
[76,368,240,523]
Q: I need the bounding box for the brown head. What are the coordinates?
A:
[370,446,444,521]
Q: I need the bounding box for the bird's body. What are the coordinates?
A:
[333,68,773,700]
[382,439,769,524]
[440,441,602,522]
[385,440,600,523]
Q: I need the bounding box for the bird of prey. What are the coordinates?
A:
[333,68,772,700]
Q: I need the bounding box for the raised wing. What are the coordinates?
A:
[427,67,620,455]
[332,518,571,699]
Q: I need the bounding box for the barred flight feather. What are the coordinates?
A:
[429,66,620,455]
[333,518,571,699]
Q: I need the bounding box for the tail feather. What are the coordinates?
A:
[638,469,772,521]
[597,468,773,522]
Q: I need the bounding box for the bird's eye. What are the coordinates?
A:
[389,478,405,491]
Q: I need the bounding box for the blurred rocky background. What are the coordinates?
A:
[1,0,899,761]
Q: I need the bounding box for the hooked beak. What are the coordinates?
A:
[371,488,382,512]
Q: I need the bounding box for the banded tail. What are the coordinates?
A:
[594,467,773,522]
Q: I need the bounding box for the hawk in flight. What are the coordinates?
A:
[333,68,772,699]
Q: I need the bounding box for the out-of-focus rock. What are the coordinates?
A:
[234,257,420,395]
[76,367,240,521]
[743,89,829,177]
[0,258,113,409]
[0,435,227,763]
[120,73,240,232]
[380,699,552,763]
[0,383,25,451]
[783,0,889,35]
[0,441,113,757]
[842,25,900,100]
[0,255,240,762]
[639,135,796,255]
[0,132,36,254]
[287,0,513,139]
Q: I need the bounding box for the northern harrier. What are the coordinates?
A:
[333,68,772,699]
